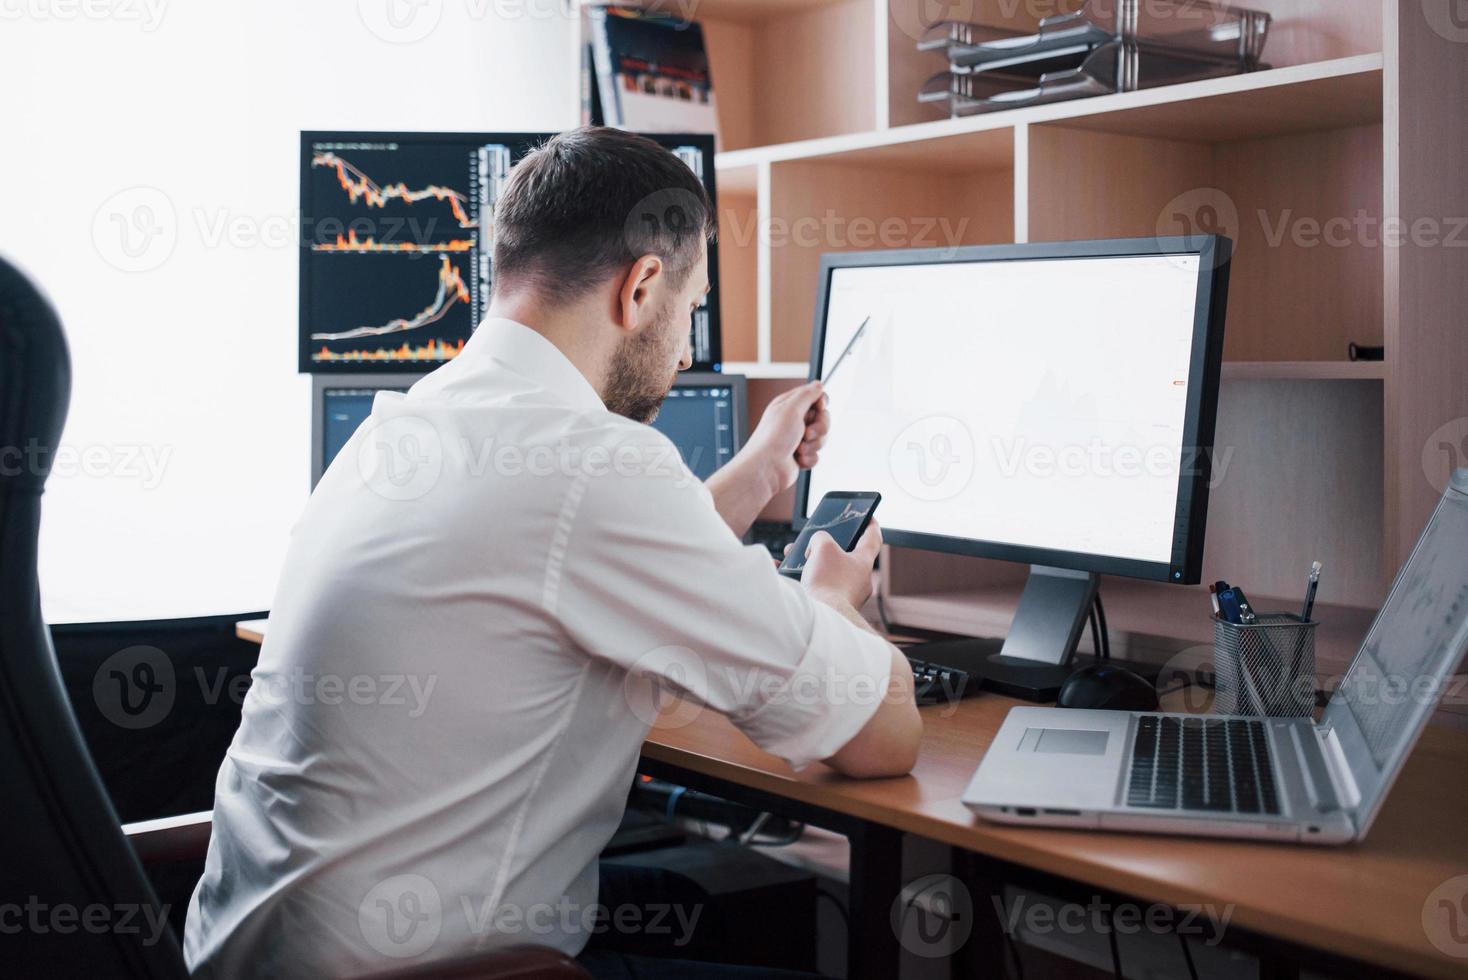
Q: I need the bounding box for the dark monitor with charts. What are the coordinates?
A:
[651,373,746,481]
[312,372,746,489]
[310,375,416,487]
[298,131,722,374]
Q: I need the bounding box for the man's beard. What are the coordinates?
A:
[602,305,680,424]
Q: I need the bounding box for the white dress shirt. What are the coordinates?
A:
[184,318,893,977]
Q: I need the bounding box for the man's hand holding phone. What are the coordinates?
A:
[800,520,883,612]
[778,490,880,579]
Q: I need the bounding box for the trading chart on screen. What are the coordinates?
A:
[300,134,519,370]
[299,131,721,374]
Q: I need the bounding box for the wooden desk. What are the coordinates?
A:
[236,620,1468,978]
[237,618,267,644]
[642,694,1468,980]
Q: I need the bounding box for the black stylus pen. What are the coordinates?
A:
[1301,561,1322,621]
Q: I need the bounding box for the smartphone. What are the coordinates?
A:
[778,491,881,579]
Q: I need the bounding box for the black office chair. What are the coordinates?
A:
[0,256,588,979]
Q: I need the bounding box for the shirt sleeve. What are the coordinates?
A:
[543,424,894,770]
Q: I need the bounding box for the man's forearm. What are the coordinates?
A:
[705,451,782,537]
[806,587,881,636]
[808,588,922,778]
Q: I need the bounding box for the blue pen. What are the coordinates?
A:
[1217,587,1243,624]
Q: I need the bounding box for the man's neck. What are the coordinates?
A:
[488,292,614,398]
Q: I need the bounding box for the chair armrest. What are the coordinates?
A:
[361,946,592,980]
[122,809,213,864]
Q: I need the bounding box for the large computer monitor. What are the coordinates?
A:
[796,236,1231,697]
[310,375,417,486]
[299,130,721,374]
[650,372,746,481]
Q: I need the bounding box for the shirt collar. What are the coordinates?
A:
[463,317,606,413]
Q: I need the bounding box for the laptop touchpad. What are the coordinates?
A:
[1019,728,1109,756]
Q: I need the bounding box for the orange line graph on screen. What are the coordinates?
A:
[312,151,473,229]
[311,256,471,363]
[312,337,466,363]
[312,229,476,254]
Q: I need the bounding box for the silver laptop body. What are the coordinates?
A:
[962,470,1468,845]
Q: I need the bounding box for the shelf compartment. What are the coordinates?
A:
[717,185,760,363]
[1205,378,1384,607]
[918,40,1272,119]
[886,0,1381,130]
[766,130,1015,362]
[700,0,879,151]
[719,54,1380,172]
[1215,124,1383,362]
[1026,113,1384,363]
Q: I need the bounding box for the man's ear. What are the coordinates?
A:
[616,254,663,335]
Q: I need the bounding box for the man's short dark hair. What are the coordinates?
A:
[492,127,716,300]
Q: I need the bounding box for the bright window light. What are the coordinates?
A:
[0,1,576,623]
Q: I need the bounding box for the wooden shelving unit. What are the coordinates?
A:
[708,50,1388,371]
[576,2,1468,719]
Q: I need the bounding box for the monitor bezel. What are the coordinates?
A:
[666,371,748,469]
[299,130,722,375]
[310,373,420,487]
[792,236,1231,585]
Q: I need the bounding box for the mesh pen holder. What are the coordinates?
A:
[1212,614,1316,717]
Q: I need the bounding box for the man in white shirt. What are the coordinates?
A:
[185,128,920,978]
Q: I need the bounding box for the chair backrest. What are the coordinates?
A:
[0,256,187,977]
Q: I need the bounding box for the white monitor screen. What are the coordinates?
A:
[805,252,1206,568]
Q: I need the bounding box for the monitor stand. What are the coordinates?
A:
[903,566,1100,702]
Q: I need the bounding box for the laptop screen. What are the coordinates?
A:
[1325,474,1468,827]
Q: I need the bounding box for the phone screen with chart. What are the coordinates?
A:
[781,492,880,575]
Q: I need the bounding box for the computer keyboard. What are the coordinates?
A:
[1126,716,1280,814]
[908,656,973,705]
[747,520,800,559]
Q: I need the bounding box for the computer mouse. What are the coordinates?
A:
[1056,664,1160,712]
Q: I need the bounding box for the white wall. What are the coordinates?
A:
[0,0,577,623]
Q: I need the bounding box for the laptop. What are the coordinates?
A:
[962,469,1468,844]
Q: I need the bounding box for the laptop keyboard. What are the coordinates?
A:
[1126,717,1280,815]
